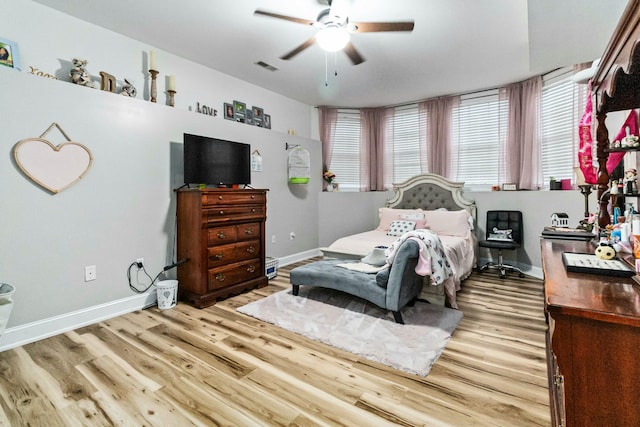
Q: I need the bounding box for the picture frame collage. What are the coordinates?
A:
[224,100,271,129]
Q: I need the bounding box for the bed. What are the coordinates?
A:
[320,173,478,308]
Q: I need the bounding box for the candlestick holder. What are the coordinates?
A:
[149,69,159,103]
[579,184,593,219]
[167,89,176,107]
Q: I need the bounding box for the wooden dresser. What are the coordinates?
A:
[176,188,268,308]
[541,239,640,426]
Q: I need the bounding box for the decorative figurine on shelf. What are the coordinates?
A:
[550,213,569,228]
[621,126,640,148]
[121,78,137,97]
[611,179,620,195]
[577,214,595,232]
[69,58,97,88]
[624,169,638,195]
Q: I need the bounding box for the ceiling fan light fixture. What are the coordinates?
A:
[316,26,350,52]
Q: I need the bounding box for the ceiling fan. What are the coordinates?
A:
[254,0,414,65]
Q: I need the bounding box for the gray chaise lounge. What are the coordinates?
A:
[289,239,424,324]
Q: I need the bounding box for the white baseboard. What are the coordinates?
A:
[277,248,322,267]
[1,251,320,352]
[0,291,157,352]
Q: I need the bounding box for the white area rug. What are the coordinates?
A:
[237,287,463,377]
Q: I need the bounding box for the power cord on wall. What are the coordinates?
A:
[127,258,188,294]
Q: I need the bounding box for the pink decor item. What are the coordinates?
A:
[578,82,598,184]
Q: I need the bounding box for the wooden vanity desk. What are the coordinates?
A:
[541,239,640,426]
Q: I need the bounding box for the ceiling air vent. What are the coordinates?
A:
[255,61,279,72]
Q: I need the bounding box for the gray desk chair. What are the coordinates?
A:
[478,210,525,279]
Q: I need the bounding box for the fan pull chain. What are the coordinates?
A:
[324,52,340,87]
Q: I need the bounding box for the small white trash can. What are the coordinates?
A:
[0,283,16,338]
[156,280,178,310]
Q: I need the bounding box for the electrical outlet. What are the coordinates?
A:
[271,235,277,244]
[84,265,97,282]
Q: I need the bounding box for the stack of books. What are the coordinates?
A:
[541,226,596,241]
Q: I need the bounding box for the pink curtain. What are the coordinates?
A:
[419,96,459,178]
[318,106,337,190]
[502,76,542,189]
[360,108,392,191]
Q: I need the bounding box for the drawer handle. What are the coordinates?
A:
[251,195,255,199]
[251,208,256,213]
[218,195,223,200]
[215,273,226,282]
[213,254,224,260]
[247,246,256,254]
[245,229,254,235]
[217,231,226,239]
[219,210,224,215]
[247,265,256,273]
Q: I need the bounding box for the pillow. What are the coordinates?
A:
[377,208,424,231]
[386,220,416,236]
[399,212,427,229]
[488,228,513,241]
[424,209,472,237]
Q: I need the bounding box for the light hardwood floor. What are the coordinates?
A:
[0,261,550,426]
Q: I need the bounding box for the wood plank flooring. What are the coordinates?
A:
[0,261,550,426]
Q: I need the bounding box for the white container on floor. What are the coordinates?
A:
[156,280,178,310]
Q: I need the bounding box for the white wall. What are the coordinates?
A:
[0,1,322,349]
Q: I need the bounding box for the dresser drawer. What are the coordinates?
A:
[207,225,238,245]
[236,222,261,241]
[204,205,265,223]
[207,240,260,268]
[207,223,261,246]
[202,192,266,206]
[208,259,261,290]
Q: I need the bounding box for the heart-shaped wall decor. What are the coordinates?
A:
[13,124,93,194]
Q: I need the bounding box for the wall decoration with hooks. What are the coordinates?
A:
[13,122,93,194]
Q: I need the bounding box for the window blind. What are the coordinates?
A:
[388,105,422,184]
[540,68,585,186]
[330,109,361,191]
[450,90,507,185]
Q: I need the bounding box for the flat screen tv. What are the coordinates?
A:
[183,133,251,186]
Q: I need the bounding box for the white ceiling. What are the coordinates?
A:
[33,0,628,108]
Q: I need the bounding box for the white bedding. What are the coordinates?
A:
[323,229,477,309]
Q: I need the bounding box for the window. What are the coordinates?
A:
[386,105,423,184]
[540,67,586,187]
[326,70,584,192]
[329,109,361,191]
[450,90,507,186]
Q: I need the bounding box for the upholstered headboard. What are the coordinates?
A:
[385,173,477,221]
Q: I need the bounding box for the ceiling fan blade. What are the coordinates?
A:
[343,42,365,65]
[352,21,414,33]
[254,9,315,26]
[281,37,317,60]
